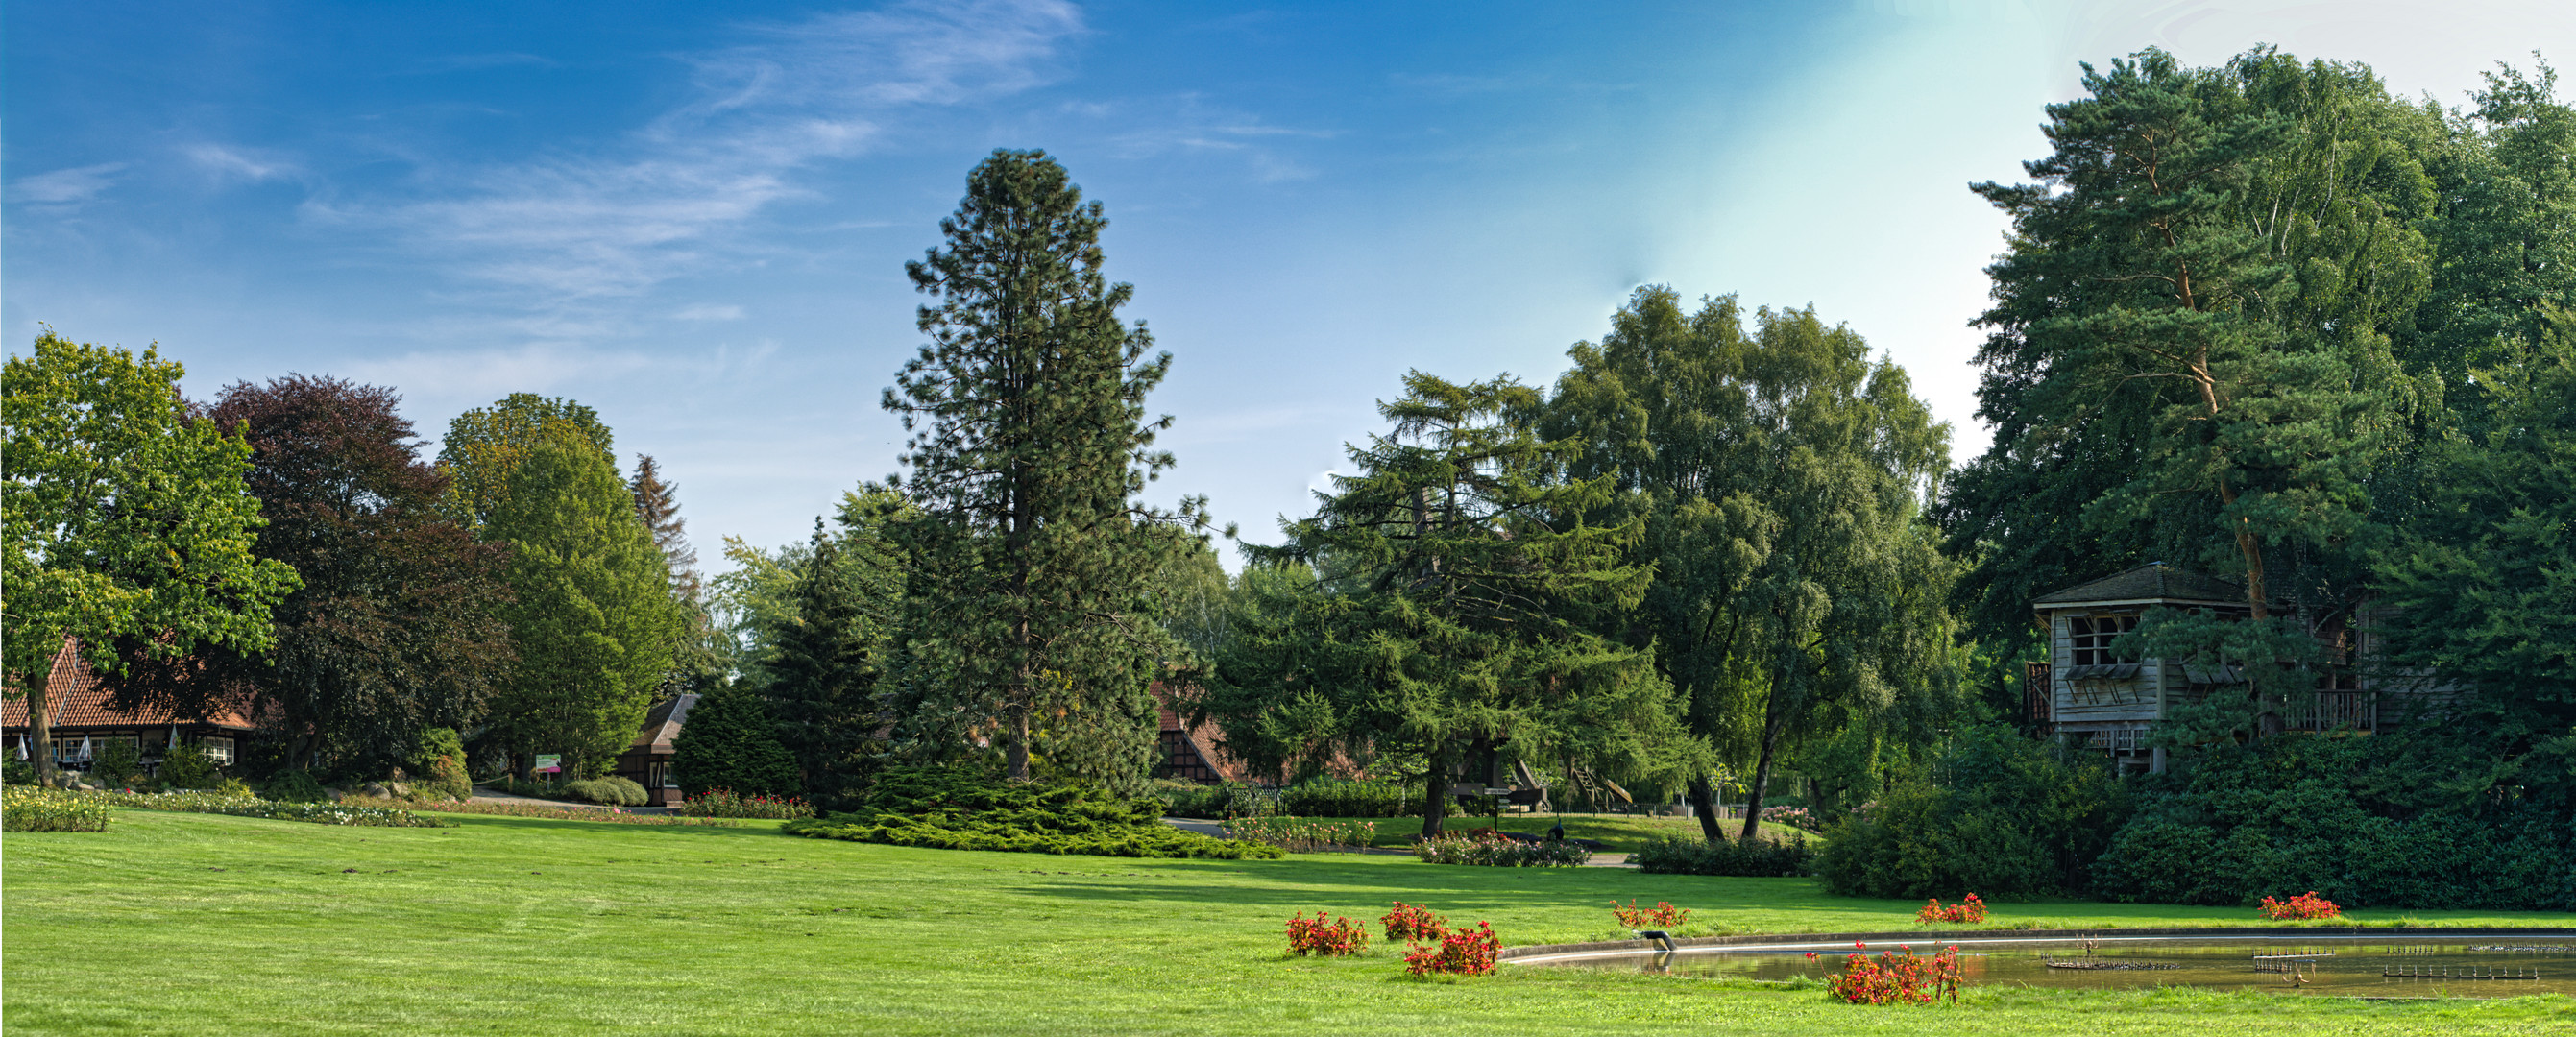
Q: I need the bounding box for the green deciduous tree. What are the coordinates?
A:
[435,394,614,533]
[484,422,682,778]
[882,149,1211,789]
[2,332,301,783]
[1545,290,1958,842]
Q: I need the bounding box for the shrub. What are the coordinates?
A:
[1632,832,1815,877]
[562,776,648,806]
[1277,778,1414,818]
[1824,941,1965,1005]
[1156,780,1267,820]
[3,786,112,832]
[343,795,741,826]
[1285,911,1370,956]
[1612,899,1690,928]
[415,728,474,802]
[77,789,445,827]
[681,788,812,819]
[783,766,1284,859]
[2257,891,2343,921]
[670,683,801,798]
[2,758,33,785]
[1381,902,1448,942]
[1915,894,1987,925]
[1403,921,1500,977]
[262,769,329,803]
[1815,726,2126,899]
[1226,815,1376,853]
[157,745,224,790]
[1413,832,1589,867]
[91,740,143,787]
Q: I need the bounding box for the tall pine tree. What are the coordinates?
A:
[882,149,1210,789]
[767,519,876,807]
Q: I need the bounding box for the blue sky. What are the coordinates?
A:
[9,0,2570,568]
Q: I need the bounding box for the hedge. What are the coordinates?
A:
[787,767,1282,859]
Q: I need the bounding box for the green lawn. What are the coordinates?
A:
[1340,811,1804,851]
[5,809,2569,1036]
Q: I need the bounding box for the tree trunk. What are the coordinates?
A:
[1418,741,1447,839]
[29,675,56,784]
[1006,701,1031,781]
[1689,772,1724,842]
[1739,687,1789,843]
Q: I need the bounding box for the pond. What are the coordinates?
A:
[1509,934,2576,998]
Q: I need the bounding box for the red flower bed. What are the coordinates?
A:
[1381,901,1449,942]
[1914,893,1987,925]
[1611,899,1690,928]
[1286,911,1370,956]
[1825,941,1965,1005]
[2257,891,2343,921]
[1404,920,1500,977]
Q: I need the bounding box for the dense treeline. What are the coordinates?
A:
[6,49,2566,910]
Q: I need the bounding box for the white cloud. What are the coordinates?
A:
[8,162,128,206]
[354,0,1082,307]
[673,302,747,321]
[184,143,295,183]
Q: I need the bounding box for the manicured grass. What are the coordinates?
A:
[1345,811,1812,851]
[5,808,2569,1036]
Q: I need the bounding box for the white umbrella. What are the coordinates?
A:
[15,734,26,761]
[77,735,92,763]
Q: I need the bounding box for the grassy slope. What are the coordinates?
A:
[3,809,2567,1036]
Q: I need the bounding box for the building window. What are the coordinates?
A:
[199,736,236,765]
[58,735,138,763]
[2070,615,2138,665]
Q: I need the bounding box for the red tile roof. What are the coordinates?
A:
[2,637,254,731]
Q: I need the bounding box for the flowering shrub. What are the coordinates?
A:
[1404,920,1500,977]
[1413,832,1590,867]
[2257,891,2343,921]
[1915,893,1987,925]
[1382,901,1449,942]
[74,790,445,827]
[1759,806,1824,832]
[1824,941,1965,1005]
[3,787,112,832]
[682,788,811,819]
[341,796,743,826]
[1285,911,1370,956]
[1612,899,1690,928]
[1227,815,1378,853]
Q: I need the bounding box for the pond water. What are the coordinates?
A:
[1511,935,2576,998]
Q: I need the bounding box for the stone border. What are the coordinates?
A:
[1498,926,2576,961]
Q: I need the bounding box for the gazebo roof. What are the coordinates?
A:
[2032,564,2249,608]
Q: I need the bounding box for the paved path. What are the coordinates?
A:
[468,786,677,814]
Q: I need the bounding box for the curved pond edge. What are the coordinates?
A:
[1499,926,2576,965]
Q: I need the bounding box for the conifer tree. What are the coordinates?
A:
[628,454,722,694]
[767,519,876,806]
[670,681,800,798]
[882,149,1211,788]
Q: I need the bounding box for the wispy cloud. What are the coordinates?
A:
[8,162,128,207]
[184,143,297,184]
[1103,94,1333,181]
[347,0,1081,308]
[673,302,746,321]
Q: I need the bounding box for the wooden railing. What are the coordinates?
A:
[2025,661,2053,733]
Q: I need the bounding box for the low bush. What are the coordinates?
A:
[1816,726,2126,899]
[1412,832,1589,867]
[1915,894,1987,925]
[157,745,224,790]
[681,788,811,819]
[1381,902,1447,942]
[77,790,446,828]
[2257,891,2343,921]
[347,796,742,826]
[562,776,648,806]
[1611,899,1689,928]
[91,740,143,787]
[1823,941,1964,1005]
[1277,778,1414,818]
[415,728,474,802]
[261,769,329,803]
[3,786,113,832]
[1225,815,1376,853]
[1632,832,1815,877]
[1403,921,1500,977]
[1284,911,1369,956]
[2,759,34,785]
[784,766,1284,859]
[1155,780,1267,820]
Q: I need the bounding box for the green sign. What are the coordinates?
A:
[533,754,562,774]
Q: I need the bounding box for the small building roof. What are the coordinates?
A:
[623,692,700,756]
[1,638,254,732]
[2033,564,2250,608]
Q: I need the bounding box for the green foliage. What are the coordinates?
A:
[2091,736,2576,911]
[157,745,224,790]
[80,788,446,827]
[415,728,474,802]
[484,419,681,778]
[767,516,887,808]
[1544,288,1960,842]
[561,776,648,806]
[678,788,810,819]
[3,786,112,832]
[90,740,142,787]
[1631,832,1817,878]
[1278,778,1415,818]
[262,769,328,803]
[1,332,301,782]
[785,766,1281,859]
[1816,728,2127,899]
[434,393,615,534]
[670,683,802,798]
[884,149,1210,790]
[1411,832,1591,867]
[2,759,33,785]
[1153,779,1265,819]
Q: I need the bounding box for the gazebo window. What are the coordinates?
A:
[2071,615,2138,665]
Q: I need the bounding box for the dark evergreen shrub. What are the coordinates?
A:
[788,766,1282,859]
[1278,778,1414,817]
[671,683,801,798]
[1815,726,2127,899]
[414,728,474,802]
[262,769,329,803]
[1632,832,1816,877]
